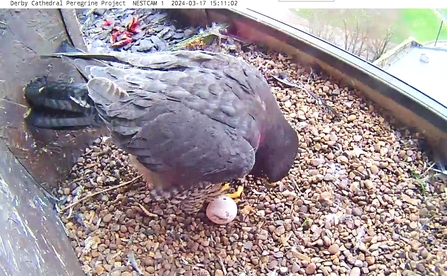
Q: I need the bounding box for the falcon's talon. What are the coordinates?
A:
[226,185,244,199]
[263,180,279,188]
[269,181,278,187]
[220,182,231,192]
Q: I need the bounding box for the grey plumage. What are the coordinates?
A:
[25,41,299,214]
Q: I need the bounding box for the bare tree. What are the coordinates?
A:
[305,10,337,42]
[295,9,400,62]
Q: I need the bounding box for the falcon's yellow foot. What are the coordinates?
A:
[263,179,279,188]
[226,186,244,199]
[220,182,231,192]
[219,183,244,202]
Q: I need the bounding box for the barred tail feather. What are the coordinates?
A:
[23,77,102,130]
[24,77,90,112]
[24,108,101,130]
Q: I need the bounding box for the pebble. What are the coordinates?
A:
[337,155,349,164]
[276,225,286,235]
[305,263,316,274]
[322,236,331,247]
[268,260,279,269]
[365,256,375,265]
[364,179,374,189]
[328,244,340,254]
[292,263,300,273]
[347,115,357,121]
[103,213,113,223]
[370,165,379,174]
[409,221,418,229]
[401,194,420,206]
[369,244,379,251]
[352,207,363,216]
[311,158,324,166]
[349,267,361,276]
[279,267,289,274]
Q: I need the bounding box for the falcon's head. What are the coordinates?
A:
[250,120,299,183]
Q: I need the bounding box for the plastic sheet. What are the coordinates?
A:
[0,141,84,276]
[0,9,93,276]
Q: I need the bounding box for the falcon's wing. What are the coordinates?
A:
[85,60,263,194]
[86,52,266,142]
[49,50,272,104]
[104,50,272,101]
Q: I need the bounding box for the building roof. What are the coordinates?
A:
[382,44,447,108]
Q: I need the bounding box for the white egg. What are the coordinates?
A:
[206,196,237,224]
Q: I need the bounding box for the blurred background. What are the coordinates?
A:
[255,8,447,62]
[252,8,447,107]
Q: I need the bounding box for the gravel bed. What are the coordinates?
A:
[56,9,447,276]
